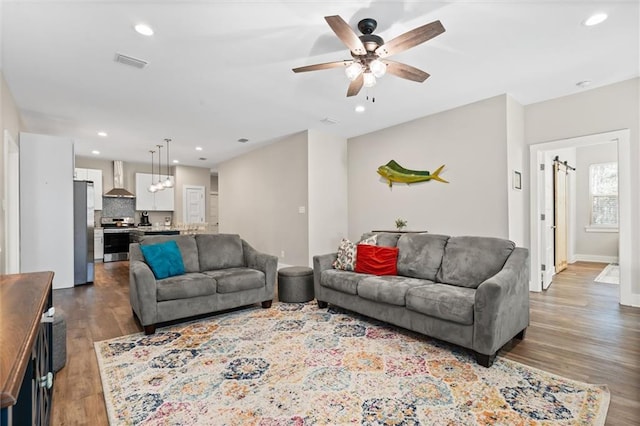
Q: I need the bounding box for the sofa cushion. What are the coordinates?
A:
[397,234,449,281]
[196,234,245,271]
[332,235,377,271]
[436,236,515,288]
[406,284,476,325]
[140,240,186,279]
[358,276,432,306]
[140,235,200,273]
[156,272,217,301]
[321,269,369,295]
[204,268,265,293]
[355,244,399,276]
[360,232,402,247]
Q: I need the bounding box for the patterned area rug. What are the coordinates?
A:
[95,303,609,425]
[594,263,619,285]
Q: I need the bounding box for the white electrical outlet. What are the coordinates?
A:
[298,206,306,214]
[280,250,285,258]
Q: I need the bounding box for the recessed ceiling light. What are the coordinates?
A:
[355,105,366,113]
[134,23,154,36]
[195,146,203,151]
[583,13,608,26]
[97,131,108,137]
[173,159,180,164]
[576,80,592,88]
[91,150,100,155]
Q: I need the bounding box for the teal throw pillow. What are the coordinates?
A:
[140,240,185,280]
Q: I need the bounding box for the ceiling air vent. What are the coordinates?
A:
[114,53,148,69]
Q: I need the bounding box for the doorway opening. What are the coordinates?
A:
[529,129,631,306]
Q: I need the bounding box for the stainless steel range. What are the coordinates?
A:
[101,217,136,262]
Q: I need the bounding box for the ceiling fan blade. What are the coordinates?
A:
[325,15,367,55]
[375,20,445,58]
[346,74,364,97]
[292,60,353,73]
[383,60,430,82]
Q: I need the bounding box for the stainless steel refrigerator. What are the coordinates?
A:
[74,180,95,285]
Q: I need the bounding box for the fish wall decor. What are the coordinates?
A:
[377,160,448,187]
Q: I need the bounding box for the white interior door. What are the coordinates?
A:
[542,155,555,289]
[183,185,205,224]
[4,130,20,274]
[209,192,219,233]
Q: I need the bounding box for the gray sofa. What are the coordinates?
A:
[313,232,529,367]
[130,233,278,334]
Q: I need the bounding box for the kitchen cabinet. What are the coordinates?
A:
[135,173,174,211]
[74,167,103,210]
[94,228,104,260]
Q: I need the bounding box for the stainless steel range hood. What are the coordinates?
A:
[104,161,135,198]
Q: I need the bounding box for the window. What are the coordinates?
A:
[589,162,618,228]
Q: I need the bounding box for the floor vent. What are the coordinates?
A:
[114,53,148,69]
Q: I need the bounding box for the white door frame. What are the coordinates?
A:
[183,185,206,223]
[529,129,632,306]
[4,130,20,274]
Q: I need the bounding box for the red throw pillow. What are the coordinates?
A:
[355,244,399,276]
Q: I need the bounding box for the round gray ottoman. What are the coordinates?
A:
[278,266,314,303]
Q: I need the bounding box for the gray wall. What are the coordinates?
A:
[348,94,510,240]
[218,132,309,264]
[575,142,618,260]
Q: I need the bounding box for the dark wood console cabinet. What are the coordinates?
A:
[0,272,54,425]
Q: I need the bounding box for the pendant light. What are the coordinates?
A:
[154,145,165,191]
[148,150,158,193]
[162,138,174,188]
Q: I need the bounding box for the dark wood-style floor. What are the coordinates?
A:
[50,261,639,425]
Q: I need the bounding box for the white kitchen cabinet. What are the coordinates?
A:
[75,167,103,210]
[135,173,175,211]
[94,228,104,260]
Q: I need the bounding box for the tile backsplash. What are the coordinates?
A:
[102,197,135,218]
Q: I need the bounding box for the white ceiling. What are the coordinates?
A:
[2,1,638,172]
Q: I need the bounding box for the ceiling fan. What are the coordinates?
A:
[292,16,445,97]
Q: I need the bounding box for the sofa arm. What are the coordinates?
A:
[313,252,337,299]
[129,260,158,327]
[473,247,530,355]
[242,240,278,296]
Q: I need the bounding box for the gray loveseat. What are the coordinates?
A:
[130,233,277,334]
[313,232,529,367]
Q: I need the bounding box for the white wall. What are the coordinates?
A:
[506,96,526,246]
[574,142,618,261]
[218,132,309,265]
[308,129,348,266]
[525,77,639,300]
[348,95,509,240]
[1,71,24,274]
[20,133,74,289]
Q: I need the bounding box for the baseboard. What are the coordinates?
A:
[572,254,618,263]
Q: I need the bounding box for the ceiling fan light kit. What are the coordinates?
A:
[293,15,445,97]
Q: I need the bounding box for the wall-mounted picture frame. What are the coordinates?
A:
[513,170,522,190]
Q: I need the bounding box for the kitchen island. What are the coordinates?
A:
[129,227,180,243]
